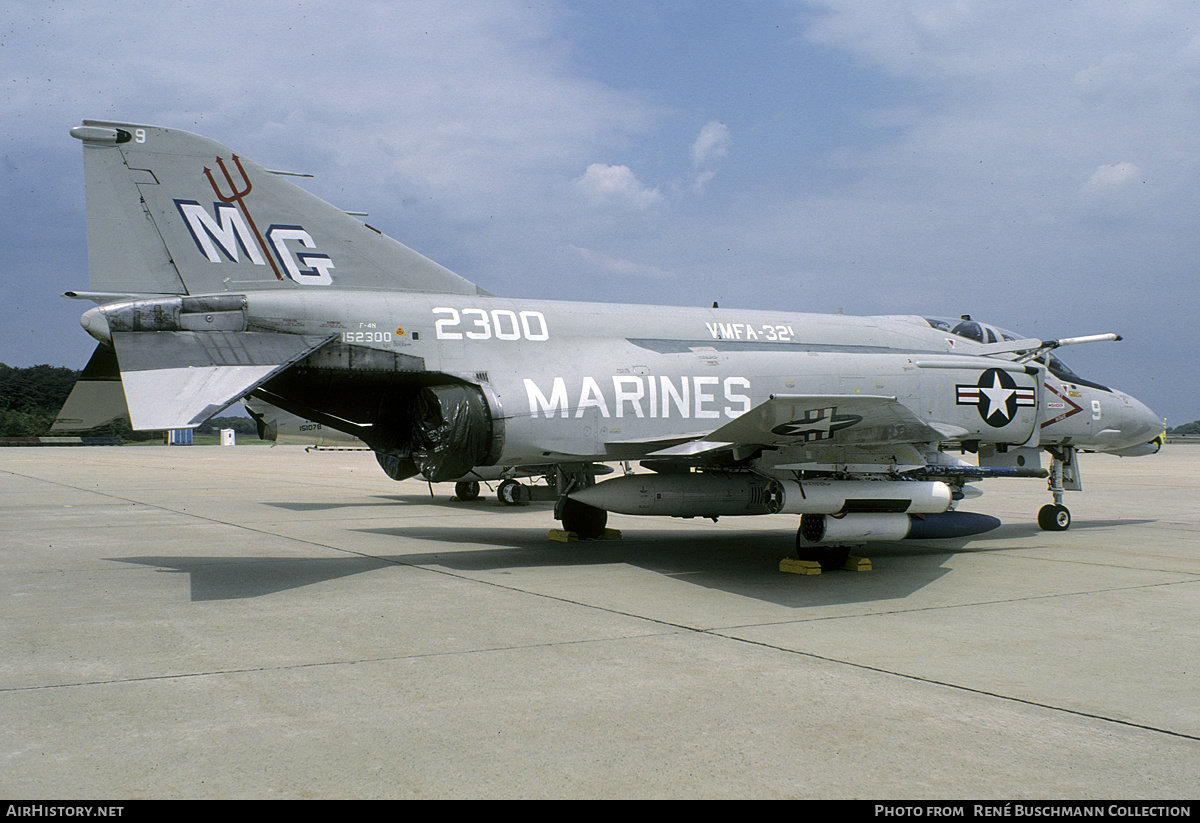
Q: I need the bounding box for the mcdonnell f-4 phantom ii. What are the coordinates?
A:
[55,120,1164,566]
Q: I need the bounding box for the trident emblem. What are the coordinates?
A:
[204,155,284,280]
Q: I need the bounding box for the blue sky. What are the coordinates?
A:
[3,0,1197,425]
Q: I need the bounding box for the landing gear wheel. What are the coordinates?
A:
[497,479,530,506]
[454,480,480,501]
[560,498,608,540]
[1038,504,1071,531]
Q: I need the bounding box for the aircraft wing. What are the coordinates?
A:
[645,394,946,458]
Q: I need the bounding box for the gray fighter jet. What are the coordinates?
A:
[54,120,1164,564]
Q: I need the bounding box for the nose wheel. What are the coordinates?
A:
[1038,503,1071,531]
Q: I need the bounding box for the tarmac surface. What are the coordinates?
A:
[2,444,1198,799]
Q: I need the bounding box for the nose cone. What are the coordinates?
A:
[1102,393,1164,455]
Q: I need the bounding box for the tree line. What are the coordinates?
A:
[0,364,98,438]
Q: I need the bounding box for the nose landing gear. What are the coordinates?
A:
[1039,446,1079,531]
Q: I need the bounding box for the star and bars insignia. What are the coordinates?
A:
[770,406,862,442]
[957,368,1036,428]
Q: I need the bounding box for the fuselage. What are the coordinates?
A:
[208,290,1162,466]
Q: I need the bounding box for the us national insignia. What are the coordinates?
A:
[956,369,1036,427]
[770,406,862,441]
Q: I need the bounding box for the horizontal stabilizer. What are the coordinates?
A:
[51,344,129,431]
[114,331,334,430]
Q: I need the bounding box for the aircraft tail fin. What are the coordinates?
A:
[71,120,483,297]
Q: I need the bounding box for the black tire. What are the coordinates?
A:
[454,480,481,501]
[1038,504,1071,531]
[497,479,530,506]
[560,498,608,540]
[804,547,851,571]
[796,531,851,571]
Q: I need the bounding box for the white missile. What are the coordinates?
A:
[798,511,1002,544]
[569,473,954,519]
[568,473,774,518]
[767,479,951,515]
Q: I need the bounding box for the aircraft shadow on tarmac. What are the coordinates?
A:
[986,518,1155,538]
[114,555,396,601]
[262,494,435,512]
[106,511,1143,605]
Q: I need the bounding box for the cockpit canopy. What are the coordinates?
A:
[925,316,1109,392]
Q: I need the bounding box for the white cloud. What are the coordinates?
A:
[575,163,662,209]
[689,170,717,194]
[1085,161,1143,190]
[5,0,661,220]
[686,121,731,193]
[692,121,731,166]
[795,1,1199,250]
[567,245,671,279]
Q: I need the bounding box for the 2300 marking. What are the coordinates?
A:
[433,308,549,341]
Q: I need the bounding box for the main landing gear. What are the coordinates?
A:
[558,497,608,540]
[795,540,852,572]
[496,478,532,506]
[1038,446,1078,531]
[454,480,481,501]
[551,464,609,539]
[487,465,612,540]
[451,477,535,505]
